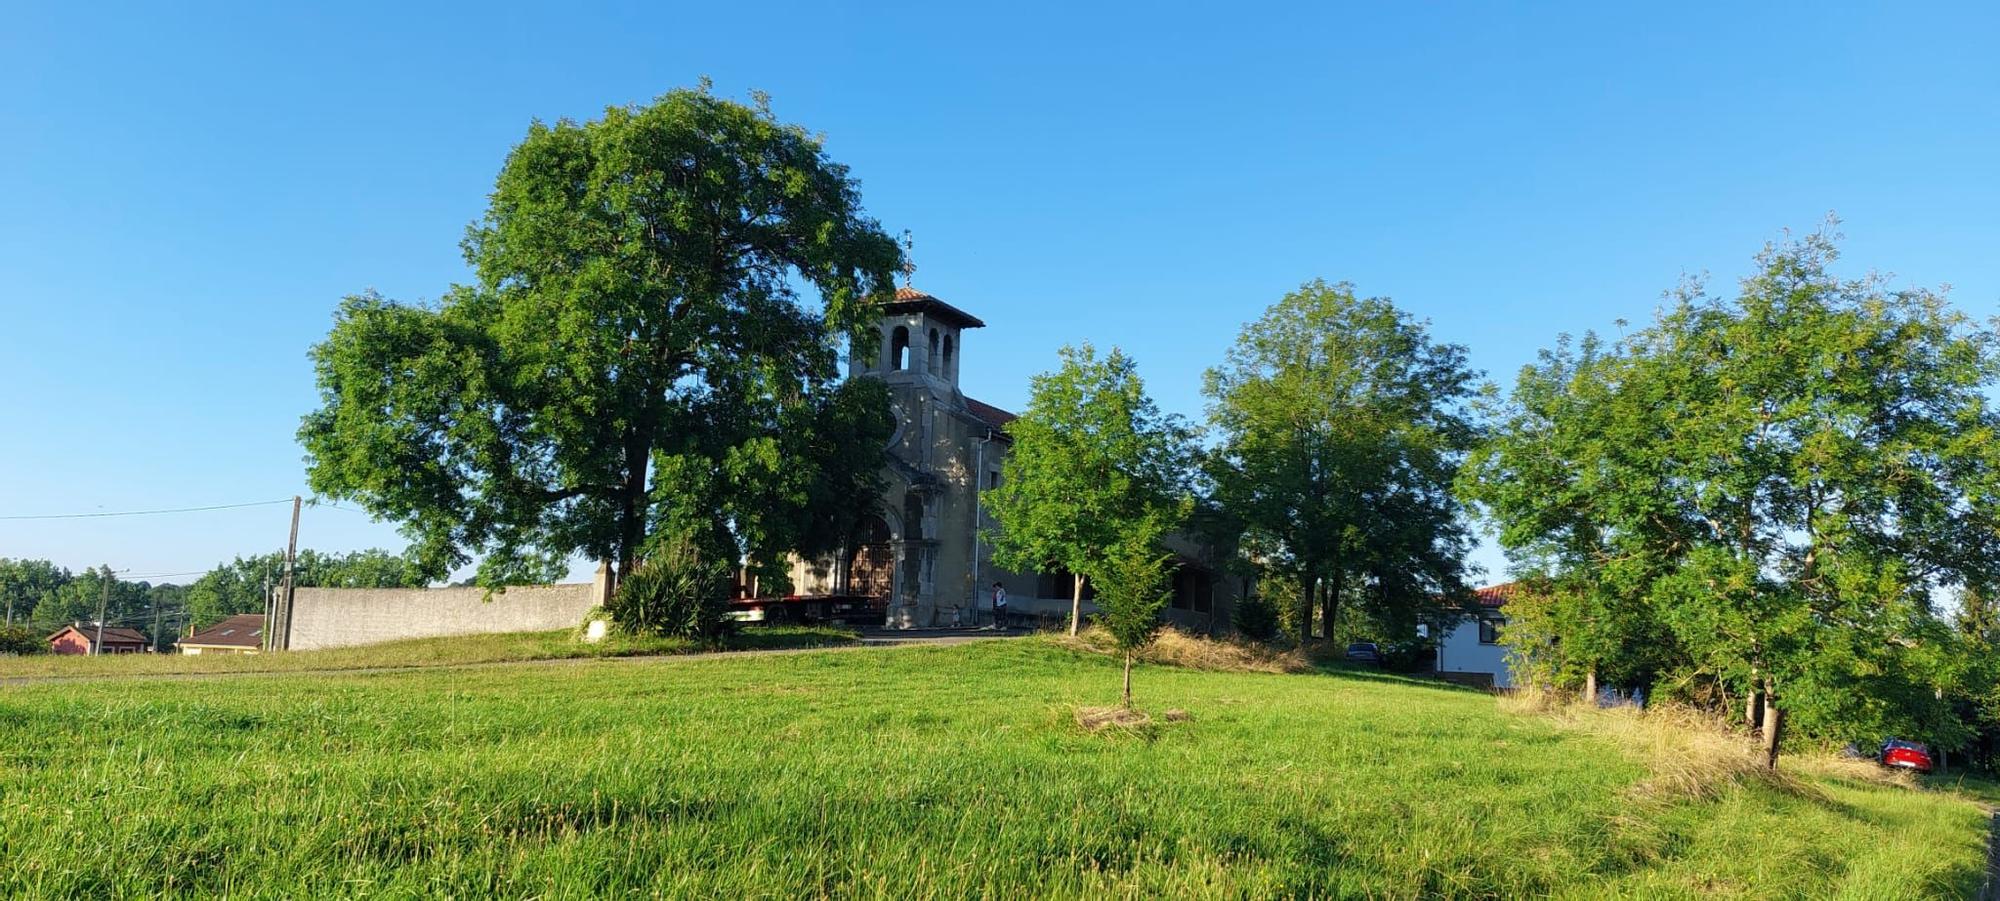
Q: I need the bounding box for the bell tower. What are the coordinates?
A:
[851,281,987,627]
[851,286,984,387]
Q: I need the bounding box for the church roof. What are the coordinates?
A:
[885,287,986,330]
[965,397,1018,434]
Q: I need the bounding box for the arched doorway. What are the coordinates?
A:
[846,515,894,598]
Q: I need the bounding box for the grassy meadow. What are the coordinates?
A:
[0,637,1989,898]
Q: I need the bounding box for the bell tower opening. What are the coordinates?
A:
[872,286,985,388]
[890,326,910,371]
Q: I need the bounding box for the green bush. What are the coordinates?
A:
[0,625,47,656]
[1232,591,1281,642]
[608,551,730,640]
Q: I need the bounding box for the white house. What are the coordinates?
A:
[1436,583,1516,688]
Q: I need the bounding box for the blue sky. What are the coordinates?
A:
[3,1,1996,584]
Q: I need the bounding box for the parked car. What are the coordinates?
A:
[1344,642,1384,666]
[1879,738,1935,774]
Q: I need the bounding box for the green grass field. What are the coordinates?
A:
[0,624,857,681]
[0,637,1988,898]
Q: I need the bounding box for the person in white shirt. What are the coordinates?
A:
[991,582,1008,630]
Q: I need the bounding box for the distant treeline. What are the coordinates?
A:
[0,549,424,651]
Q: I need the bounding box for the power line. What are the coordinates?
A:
[0,499,295,521]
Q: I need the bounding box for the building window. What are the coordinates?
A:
[1478,617,1502,645]
[1171,563,1213,613]
[942,335,955,378]
[927,328,941,372]
[986,469,1001,489]
[1037,566,1096,601]
[890,326,910,370]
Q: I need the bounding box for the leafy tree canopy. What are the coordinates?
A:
[184,548,425,628]
[0,558,71,626]
[1205,280,1480,642]
[300,88,901,593]
[1466,224,2000,758]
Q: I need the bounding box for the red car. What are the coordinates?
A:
[1879,739,1934,773]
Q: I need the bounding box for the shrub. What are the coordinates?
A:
[0,625,45,656]
[1232,591,1281,641]
[608,549,730,640]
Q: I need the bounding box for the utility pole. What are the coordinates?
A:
[262,578,274,652]
[92,564,110,656]
[151,593,162,654]
[280,495,301,651]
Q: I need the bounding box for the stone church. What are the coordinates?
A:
[783,286,1248,633]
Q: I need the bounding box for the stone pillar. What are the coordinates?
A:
[592,560,614,606]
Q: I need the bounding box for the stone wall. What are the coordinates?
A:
[286,580,604,650]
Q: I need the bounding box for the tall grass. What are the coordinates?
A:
[0,640,1986,898]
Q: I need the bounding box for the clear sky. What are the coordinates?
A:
[3,1,1996,585]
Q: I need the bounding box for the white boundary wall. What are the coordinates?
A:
[288,580,604,650]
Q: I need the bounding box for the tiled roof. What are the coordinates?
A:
[49,624,149,644]
[1475,583,1517,608]
[965,397,1018,434]
[182,613,265,648]
[885,288,986,329]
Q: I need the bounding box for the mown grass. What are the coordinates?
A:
[0,638,1987,898]
[0,624,858,680]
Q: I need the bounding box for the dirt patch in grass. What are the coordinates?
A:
[1046,626,1312,674]
[1074,705,1152,732]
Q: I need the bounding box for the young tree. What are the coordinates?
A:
[299,88,902,601]
[1204,281,1480,644]
[985,344,1197,635]
[1093,511,1181,706]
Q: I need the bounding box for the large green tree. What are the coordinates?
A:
[1459,335,1680,697]
[1204,281,1480,644]
[985,344,1197,635]
[0,559,70,627]
[1469,228,2000,766]
[300,88,902,600]
[36,566,152,635]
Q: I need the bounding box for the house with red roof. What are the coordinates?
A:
[1435,583,1517,688]
[46,623,152,655]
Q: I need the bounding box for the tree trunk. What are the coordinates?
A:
[1300,572,1319,644]
[614,425,653,594]
[1069,573,1086,636]
[1122,651,1133,707]
[1762,693,1784,770]
[1584,669,1598,704]
[1745,665,1762,732]
[1321,562,1344,645]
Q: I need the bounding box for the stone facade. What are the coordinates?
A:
[787,287,1248,634]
